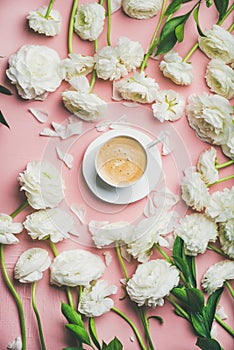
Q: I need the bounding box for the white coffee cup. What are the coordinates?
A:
[95,135,148,188]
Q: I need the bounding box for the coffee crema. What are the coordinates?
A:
[96,136,147,187]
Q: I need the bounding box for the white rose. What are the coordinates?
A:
[221,125,234,159]
[152,89,185,122]
[78,280,118,317]
[7,336,22,350]
[27,6,62,36]
[219,219,234,259]
[24,208,75,243]
[197,147,219,185]
[14,248,51,283]
[74,2,105,41]
[18,160,65,210]
[159,51,193,85]
[181,167,210,211]
[126,259,179,307]
[201,260,234,294]
[59,54,94,81]
[114,71,159,104]
[198,25,234,64]
[50,249,105,287]
[6,45,62,100]
[205,59,234,99]
[122,0,163,19]
[205,187,234,223]
[174,214,217,256]
[186,92,233,145]
[0,213,23,245]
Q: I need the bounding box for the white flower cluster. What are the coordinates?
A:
[201,260,234,294]
[219,219,234,259]
[0,214,23,245]
[27,6,62,36]
[122,0,163,19]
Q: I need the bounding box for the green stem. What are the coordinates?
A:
[50,240,58,257]
[208,244,229,258]
[68,0,78,54]
[154,243,173,264]
[45,0,55,19]
[215,314,234,337]
[140,0,167,71]
[0,244,26,350]
[207,174,234,187]
[10,200,28,219]
[115,242,129,281]
[167,294,190,321]
[32,282,46,350]
[106,0,112,46]
[112,307,147,350]
[216,160,234,169]
[138,306,155,350]
[225,281,234,299]
[217,4,234,26]
[182,42,199,62]
[89,69,97,92]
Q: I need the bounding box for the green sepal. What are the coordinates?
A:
[88,317,101,350]
[213,0,229,21]
[196,337,222,350]
[65,324,91,346]
[61,303,84,328]
[0,85,12,95]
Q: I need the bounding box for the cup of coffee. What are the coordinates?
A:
[95,135,148,188]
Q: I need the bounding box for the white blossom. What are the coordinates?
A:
[78,280,118,317]
[219,219,234,259]
[0,213,23,245]
[198,25,234,64]
[27,6,62,36]
[174,214,217,256]
[221,124,234,159]
[181,167,210,211]
[122,0,163,19]
[94,37,144,81]
[59,54,94,81]
[186,92,233,145]
[50,249,105,287]
[201,260,234,294]
[74,3,105,41]
[205,187,234,223]
[159,51,193,85]
[197,147,219,185]
[152,89,185,122]
[6,45,62,100]
[7,337,22,350]
[24,208,75,243]
[114,71,159,104]
[14,248,51,283]
[205,59,234,100]
[18,161,65,210]
[126,259,180,307]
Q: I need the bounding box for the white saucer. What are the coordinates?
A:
[82,128,162,204]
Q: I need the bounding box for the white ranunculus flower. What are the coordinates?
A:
[174,214,217,256]
[89,220,134,248]
[126,212,178,262]
[186,92,233,145]
[50,249,105,287]
[59,54,94,81]
[159,51,193,85]
[0,213,23,245]
[197,147,219,185]
[27,6,62,36]
[24,208,75,243]
[126,259,179,307]
[7,336,22,350]
[152,89,185,122]
[114,71,159,104]
[116,36,144,72]
[6,45,62,100]
[14,248,51,283]
[78,280,118,317]
[205,59,234,100]
[181,167,209,211]
[201,260,234,294]
[221,125,234,159]
[122,0,162,19]
[18,160,65,210]
[205,187,234,223]
[198,25,234,64]
[219,219,234,259]
[74,2,105,41]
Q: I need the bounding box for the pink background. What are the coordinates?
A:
[0,1,233,349]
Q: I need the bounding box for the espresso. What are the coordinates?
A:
[96,136,147,187]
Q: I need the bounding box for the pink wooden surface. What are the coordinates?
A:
[0,1,233,349]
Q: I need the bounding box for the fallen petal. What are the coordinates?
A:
[70,203,86,224]
[29,108,48,123]
[56,147,73,169]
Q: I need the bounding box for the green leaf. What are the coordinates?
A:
[214,0,229,20]
[63,347,85,350]
[0,85,12,95]
[193,5,205,37]
[190,313,210,338]
[171,286,190,307]
[165,0,183,16]
[186,288,205,313]
[173,236,183,258]
[203,288,224,332]
[0,110,10,128]
[175,23,185,42]
[187,256,197,288]
[196,337,222,350]
[206,0,213,7]
[88,317,101,350]
[104,337,123,350]
[65,324,91,346]
[148,315,164,324]
[173,256,191,282]
[61,303,84,328]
